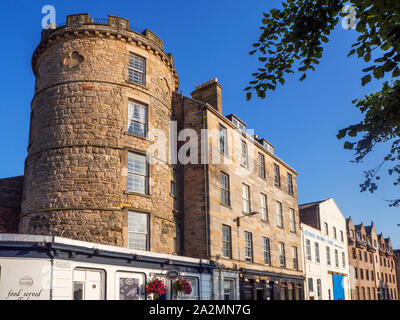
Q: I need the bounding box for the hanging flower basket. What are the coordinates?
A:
[173,278,192,296]
[145,278,167,300]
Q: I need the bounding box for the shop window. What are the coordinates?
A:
[223,279,235,300]
[280,282,287,300]
[176,277,198,300]
[117,271,145,300]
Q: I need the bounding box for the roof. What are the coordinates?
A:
[299,198,331,210]
[0,233,212,266]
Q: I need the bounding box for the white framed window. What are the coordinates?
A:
[287,173,293,195]
[277,201,283,228]
[335,249,339,267]
[219,126,228,155]
[264,237,271,265]
[245,232,253,262]
[260,193,268,221]
[279,242,286,267]
[333,227,337,240]
[128,152,148,194]
[305,239,311,261]
[292,246,298,270]
[324,222,329,236]
[326,246,331,265]
[308,278,313,292]
[315,242,320,263]
[171,168,177,196]
[289,208,295,232]
[223,279,235,300]
[274,164,281,187]
[176,277,198,300]
[258,153,265,178]
[128,101,147,137]
[342,251,346,267]
[129,53,146,85]
[242,184,250,213]
[221,172,230,206]
[241,141,248,167]
[340,230,344,242]
[116,271,146,300]
[128,211,149,251]
[317,279,322,299]
[222,224,232,258]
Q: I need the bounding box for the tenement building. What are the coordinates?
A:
[346,218,398,300]
[299,198,351,300]
[0,13,305,300]
[0,13,214,301]
[173,79,305,300]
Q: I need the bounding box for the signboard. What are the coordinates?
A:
[166,270,180,281]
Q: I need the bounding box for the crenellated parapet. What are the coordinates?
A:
[34,13,178,91]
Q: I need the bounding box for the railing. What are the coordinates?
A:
[51,18,145,33]
[90,18,108,24]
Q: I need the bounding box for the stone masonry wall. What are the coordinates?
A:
[0,176,23,233]
[21,14,178,253]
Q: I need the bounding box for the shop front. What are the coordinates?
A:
[0,234,214,300]
[239,269,304,300]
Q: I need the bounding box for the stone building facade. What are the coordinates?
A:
[172,79,305,300]
[0,176,23,233]
[395,250,400,299]
[346,217,398,300]
[20,13,179,254]
[300,198,351,300]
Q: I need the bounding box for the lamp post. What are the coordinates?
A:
[234,212,260,227]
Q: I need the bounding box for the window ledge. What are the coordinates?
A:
[125,80,149,90]
[220,202,232,209]
[124,131,151,141]
[125,191,151,198]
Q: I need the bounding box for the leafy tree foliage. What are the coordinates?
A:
[247,0,400,206]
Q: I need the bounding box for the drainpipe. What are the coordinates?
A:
[300,225,307,300]
[180,92,185,255]
[202,106,210,260]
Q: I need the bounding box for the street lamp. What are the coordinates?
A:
[234,212,260,227]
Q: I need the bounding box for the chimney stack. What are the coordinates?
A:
[191,78,222,114]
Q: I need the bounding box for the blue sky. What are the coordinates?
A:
[0,0,399,246]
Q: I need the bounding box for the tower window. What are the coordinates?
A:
[128,211,149,251]
[128,152,148,194]
[128,101,147,137]
[129,53,146,85]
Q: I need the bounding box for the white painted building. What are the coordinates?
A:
[300,198,351,300]
[0,234,213,300]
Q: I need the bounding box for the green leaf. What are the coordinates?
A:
[299,73,306,81]
[392,67,400,77]
[344,142,355,150]
[373,66,384,79]
[361,75,372,86]
[246,92,252,101]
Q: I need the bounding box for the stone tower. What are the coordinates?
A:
[20,14,179,253]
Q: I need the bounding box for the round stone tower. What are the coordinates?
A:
[20,14,179,252]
